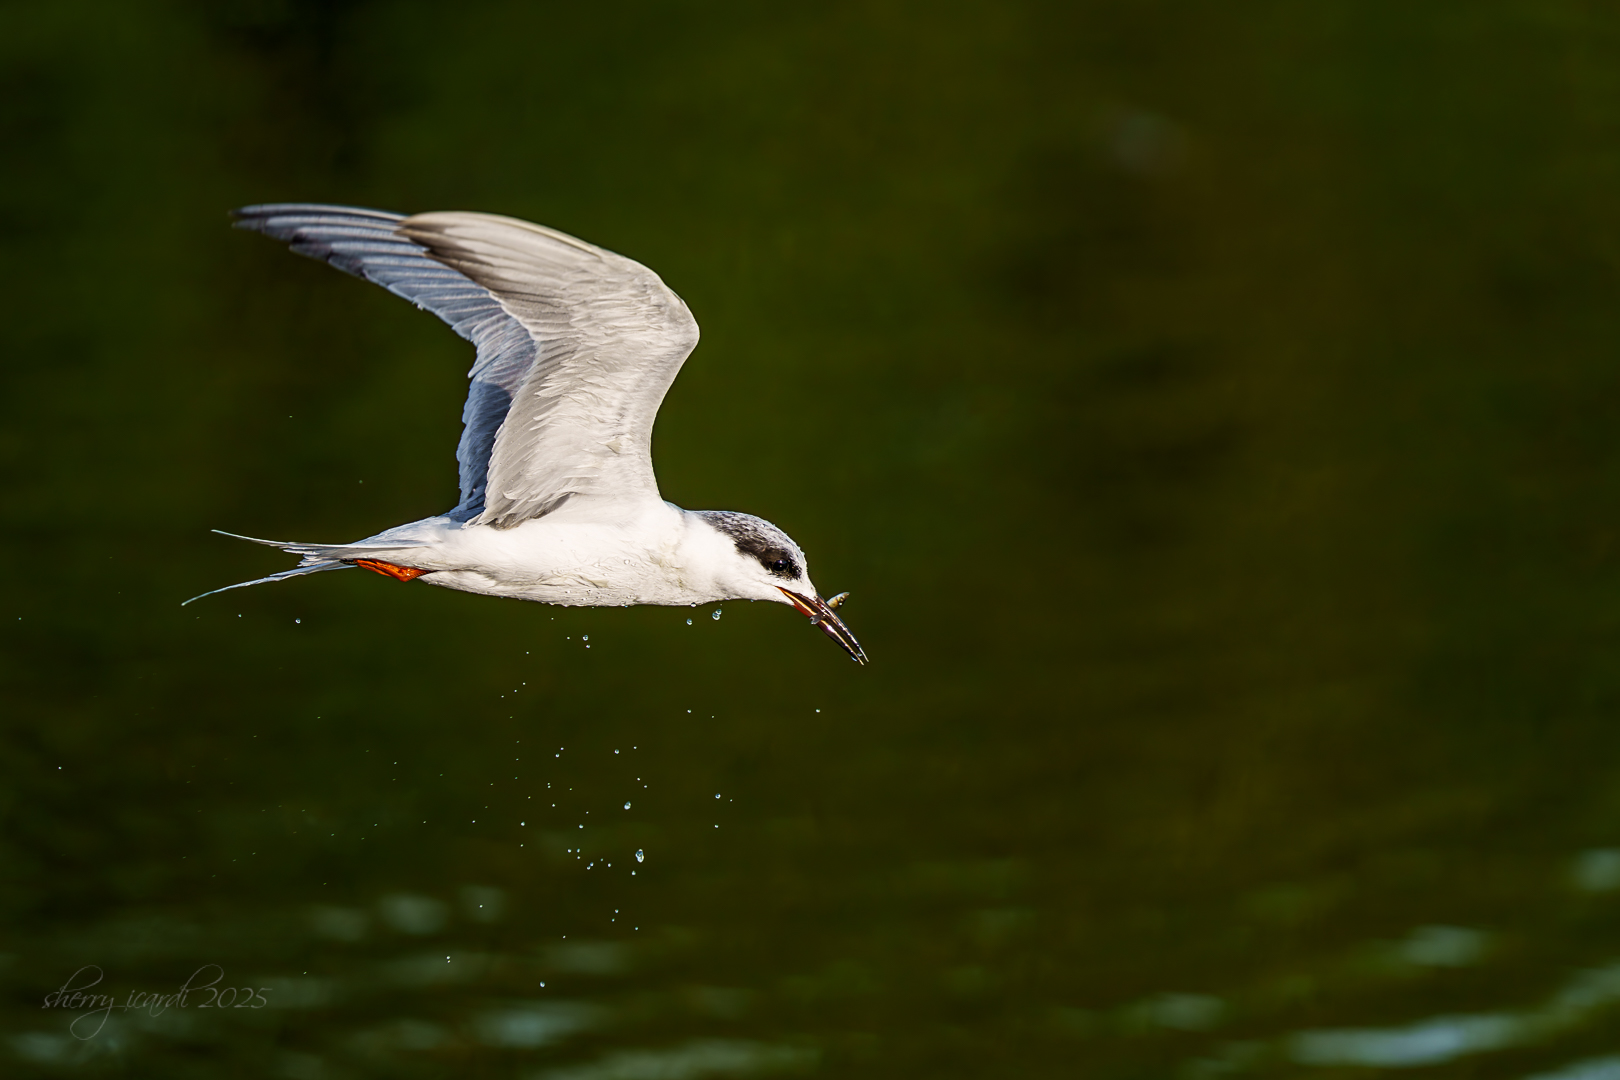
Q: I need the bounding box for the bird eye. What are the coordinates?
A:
[767,557,798,577]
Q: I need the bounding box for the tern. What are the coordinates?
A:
[189,204,866,664]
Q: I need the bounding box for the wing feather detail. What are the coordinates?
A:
[232,204,698,527]
[396,211,699,526]
[232,203,536,520]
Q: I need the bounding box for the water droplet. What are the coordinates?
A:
[635,849,645,863]
[582,635,588,641]
[715,793,721,799]
[623,801,631,809]
[295,618,301,624]
[686,618,693,625]
[711,608,722,620]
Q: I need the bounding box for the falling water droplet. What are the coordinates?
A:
[582,635,589,641]
[624,801,631,809]
[711,609,722,621]
[686,618,693,625]
[635,849,645,863]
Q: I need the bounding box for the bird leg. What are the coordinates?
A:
[351,559,429,582]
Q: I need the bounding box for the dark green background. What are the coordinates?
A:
[6,1,1620,1077]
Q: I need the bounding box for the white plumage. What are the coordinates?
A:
[190,204,865,664]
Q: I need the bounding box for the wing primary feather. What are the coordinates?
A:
[232,203,542,519]
[232,203,701,528]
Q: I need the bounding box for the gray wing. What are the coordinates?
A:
[232,204,699,527]
[395,211,700,526]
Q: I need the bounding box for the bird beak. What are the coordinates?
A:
[779,588,868,665]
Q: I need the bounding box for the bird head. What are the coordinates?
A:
[691,511,867,664]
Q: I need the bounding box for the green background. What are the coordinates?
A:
[6,1,1620,1076]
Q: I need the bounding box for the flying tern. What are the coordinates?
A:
[189,204,866,664]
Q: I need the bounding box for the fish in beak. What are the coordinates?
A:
[779,588,868,665]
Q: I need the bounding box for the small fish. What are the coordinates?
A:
[826,591,850,610]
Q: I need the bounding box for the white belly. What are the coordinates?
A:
[373,501,727,608]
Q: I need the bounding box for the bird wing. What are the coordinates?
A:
[232,204,700,527]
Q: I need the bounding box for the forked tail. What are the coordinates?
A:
[182,530,426,606]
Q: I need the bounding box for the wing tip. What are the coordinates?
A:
[230,203,408,232]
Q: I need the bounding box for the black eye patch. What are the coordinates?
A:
[763,554,799,578]
[698,511,803,580]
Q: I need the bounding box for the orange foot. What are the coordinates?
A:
[353,559,429,582]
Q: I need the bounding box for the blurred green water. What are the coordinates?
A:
[7,1,1620,1076]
